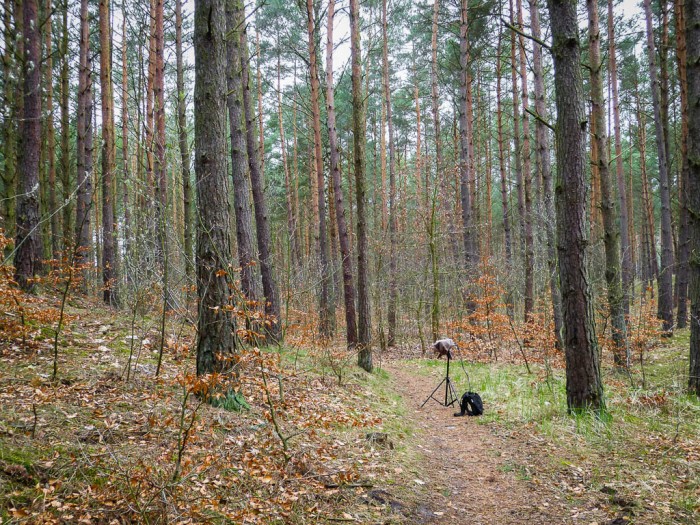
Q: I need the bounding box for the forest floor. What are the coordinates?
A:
[376,349,699,525]
[0,290,699,524]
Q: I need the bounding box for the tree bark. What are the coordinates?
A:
[305,0,333,339]
[327,0,358,348]
[119,10,131,267]
[14,0,41,292]
[529,0,563,348]
[42,0,58,258]
[458,0,475,283]
[495,27,513,316]
[643,0,674,332]
[75,0,93,283]
[277,49,298,275]
[546,0,604,411]
[587,0,628,365]
[509,0,526,287]
[241,3,281,342]
[99,0,118,305]
[608,0,632,320]
[675,0,690,328]
[381,0,399,346]
[516,0,534,319]
[194,0,238,375]
[430,0,443,193]
[686,0,700,395]
[176,0,193,281]
[226,0,259,304]
[59,1,70,252]
[154,0,167,274]
[1,0,17,240]
[351,0,372,371]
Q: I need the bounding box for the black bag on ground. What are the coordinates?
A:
[454,391,483,417]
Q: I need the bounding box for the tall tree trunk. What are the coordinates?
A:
[458,0,475,281]
[42,0,58,258]
[145,0,156,234]
[327,0,358,348]
[292,62,302,267]
[277,48,297,275]
[495,27,514,316]
[430,0,442,192]
[226,0,259,303]
[99,0,118,305]
[154,0,167,273]
[121,9,131,265]
[636,88,658,287]
[14,0,41,292]
[546,0,603,411]
[608,0,632,319]
[381,0,398,346]
[59,1,70,252]
[516,0,534,319]
[509,0,526,285]
[75,0,92,284]
[194,0,238,375]
[643,0,674,332]
[687,0,700,395]
[429,0,442,341]
[241,3,281,342]
[305,0,333,338]
[529,0,563,349]
[351,0,372,371]
[176,0,193,281]
[1,0,17,240]
[414,58,423,211]
[588,0,628,365]
[175,0,193,278]
[675,0,690,328]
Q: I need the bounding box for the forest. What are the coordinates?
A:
[0,0,699,522]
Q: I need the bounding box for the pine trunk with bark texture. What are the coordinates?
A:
[1,0,17,240]
[176,0,193,281]
[14,0,41,292]
[59,2,70,252]
[99,0,118,305]
[587,0,628,364]
[458,0,475,281]
[529,0,563,349]
[675,0,690,328]
[686,0,700,395]
[517,0,534,319]
[382,0,399,346]
[351,0,372,371]
[495,29,513,301]
[194,0,238,375]
[75,0,93,282]
[241,3,281,342]
[154,0,167,271]
[305,0,333,339]
[226,0,259,304]
[644,0,674,332]
[608,0,632,319]
[546,0,604,411]
[327,0,358,348]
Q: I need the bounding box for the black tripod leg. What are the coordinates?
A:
[420,377,447,408]
[446,378,459,406]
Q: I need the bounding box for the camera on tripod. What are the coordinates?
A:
[421,338,460,408]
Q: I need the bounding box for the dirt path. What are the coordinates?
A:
[384,362,566,525]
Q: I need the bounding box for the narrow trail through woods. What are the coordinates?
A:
[385,362,563,525]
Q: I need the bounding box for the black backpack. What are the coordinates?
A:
[454,391,483,417]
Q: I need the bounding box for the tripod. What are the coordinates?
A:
[421,352,459,408]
